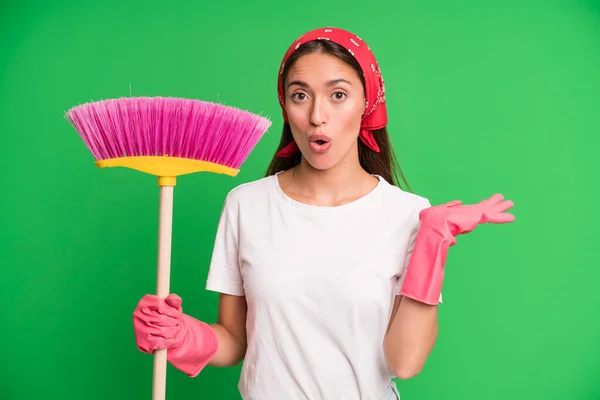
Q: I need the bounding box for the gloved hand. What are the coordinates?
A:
[399,194,515,305]
[133,293,218,377]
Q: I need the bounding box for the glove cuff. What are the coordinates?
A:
[398,223,456,305]
[167,314,218,377]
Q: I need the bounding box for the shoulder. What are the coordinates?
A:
[367,177,431,238]
[222,174,276,211]
[376,176,431,212]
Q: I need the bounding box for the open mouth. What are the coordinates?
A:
[308,135,332,153]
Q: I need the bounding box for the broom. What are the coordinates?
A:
[64,96,271,400]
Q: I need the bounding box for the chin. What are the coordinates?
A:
[299,142,355,171]
[302,152,342,171]
[305,159,335,171]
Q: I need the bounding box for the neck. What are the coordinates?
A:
[280,150,378,207]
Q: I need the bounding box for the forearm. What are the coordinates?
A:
[384,296,438,379]
[208,323,247,367]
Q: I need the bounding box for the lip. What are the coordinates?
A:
[308,134,332,154]
[309,133,332,143]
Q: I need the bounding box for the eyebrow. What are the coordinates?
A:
[286,79,352,89]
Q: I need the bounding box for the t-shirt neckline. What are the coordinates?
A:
[270,171,385,217]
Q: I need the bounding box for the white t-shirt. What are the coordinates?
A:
[205,173,432,400]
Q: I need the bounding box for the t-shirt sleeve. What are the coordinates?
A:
[395,197,443,304]
[205,194,245,296]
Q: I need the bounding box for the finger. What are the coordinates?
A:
[478,193,504,206]
[483,213,515,223]
[150,297,182,319]
[158,305,182,320]
[136,306,180,326]
[146,325,181,340]
[134,317,179,333]
[136,321,181,341]
[165,294,183,310]
[441,200,462,207]
[491,200,514,213]
[137,294,160,308]
[138,335,177,352]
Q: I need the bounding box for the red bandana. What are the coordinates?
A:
[275,27,387,157]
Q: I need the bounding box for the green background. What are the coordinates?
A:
[2,0,599,399]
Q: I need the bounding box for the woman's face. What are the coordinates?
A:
[284,52,366,171]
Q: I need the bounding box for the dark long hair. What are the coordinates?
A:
[265,39,411,191]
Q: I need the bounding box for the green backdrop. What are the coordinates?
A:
[2,0,599,399]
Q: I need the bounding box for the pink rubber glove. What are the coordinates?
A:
[132,293,218,377]
[399,194,515,305]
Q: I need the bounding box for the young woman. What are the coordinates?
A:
[133,27,515,400]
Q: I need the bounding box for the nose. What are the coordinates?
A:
[309,97,327,126]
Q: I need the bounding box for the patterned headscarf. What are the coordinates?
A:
[275,27,387,157]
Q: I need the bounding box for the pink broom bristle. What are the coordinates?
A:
[65,97,272,169]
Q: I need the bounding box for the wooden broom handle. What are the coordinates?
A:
[153,185,174,400]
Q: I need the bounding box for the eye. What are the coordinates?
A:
[332,91,347,101]
[291,92,308,101]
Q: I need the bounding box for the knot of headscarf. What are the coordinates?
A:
[275,27,387,158]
